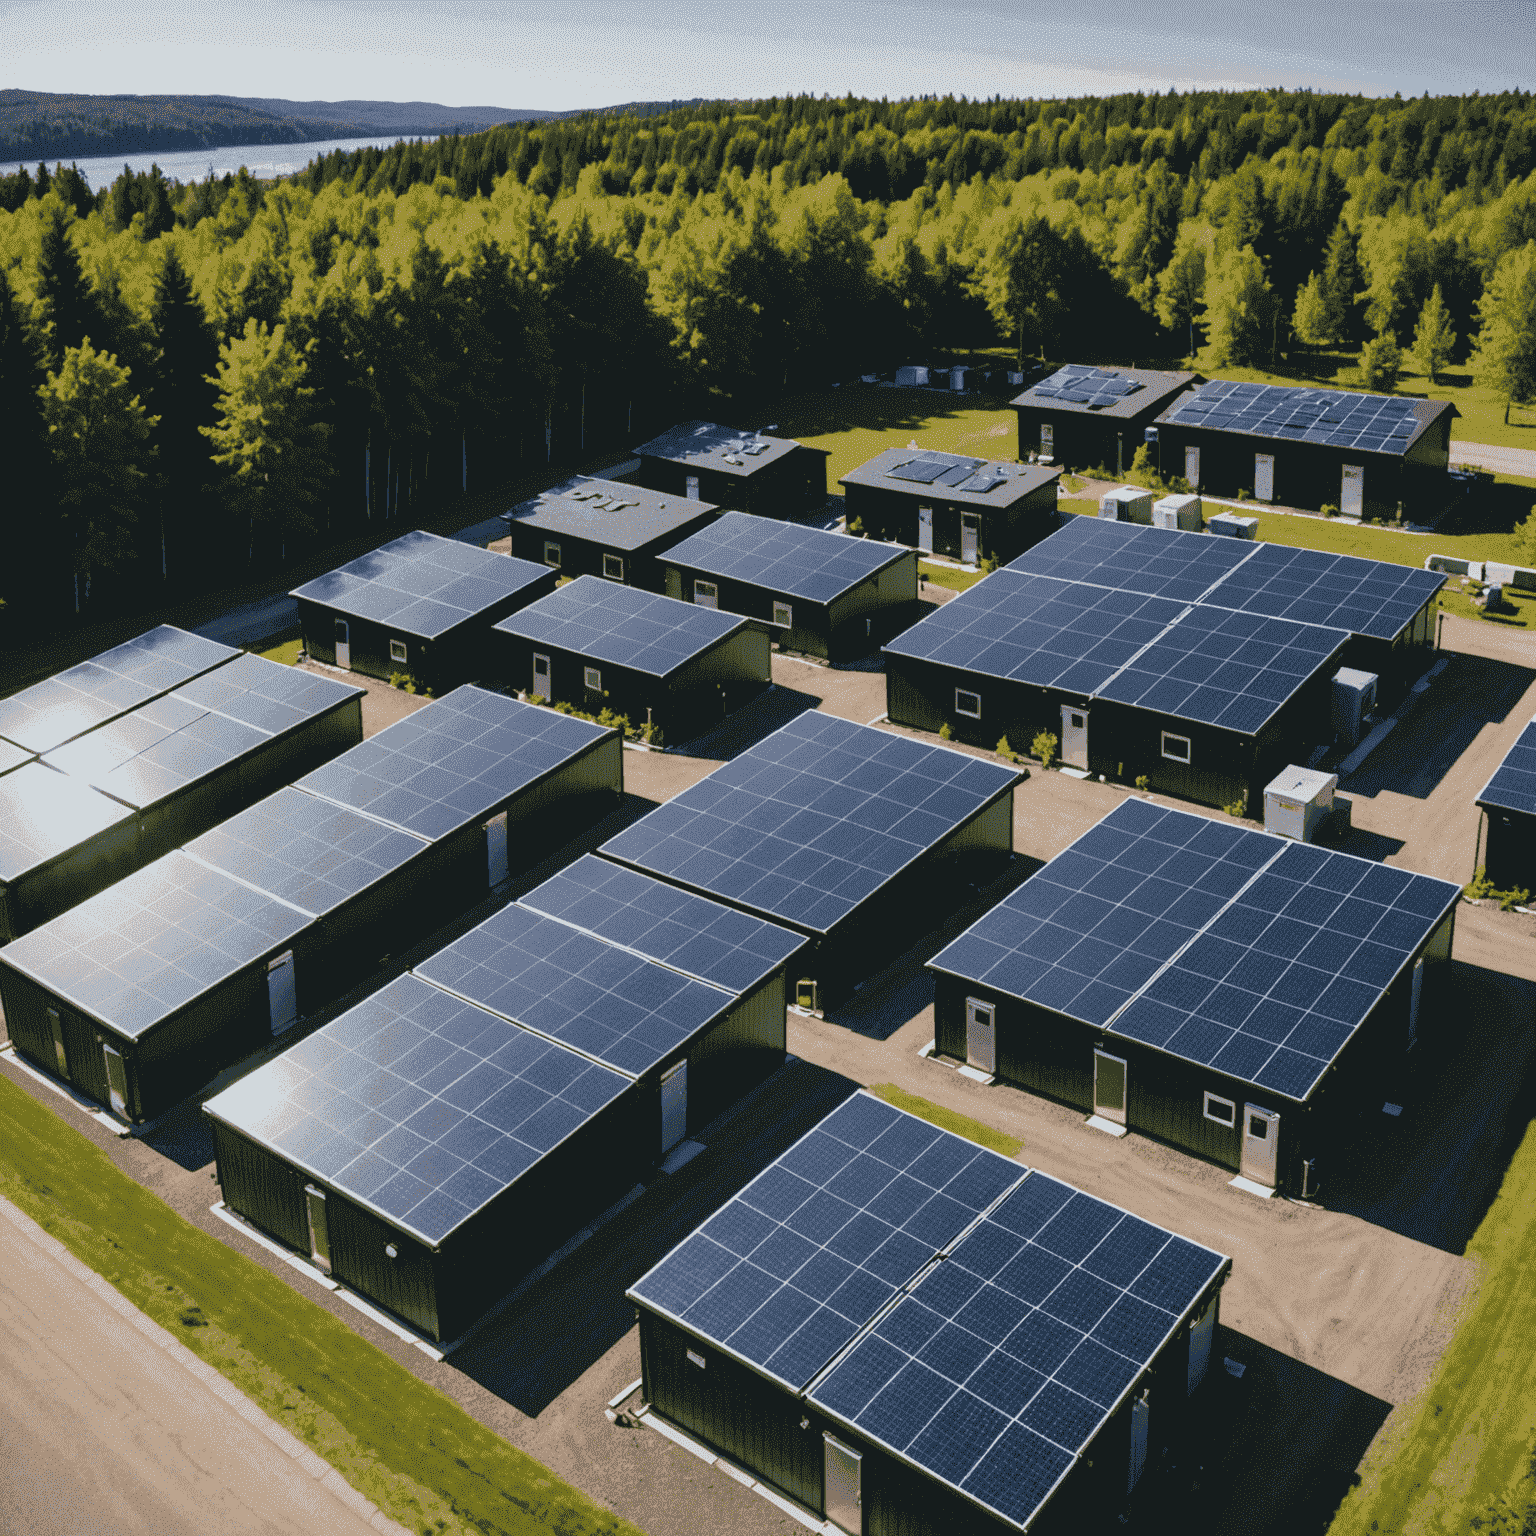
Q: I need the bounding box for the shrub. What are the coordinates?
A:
[938,721,954,740]
[846,514,864,536]
[979,554,999,575]
[388,669,431,697]
[1465,866,1531,911]
[1134,774,1150,791]
[1237,487,1253,502]
[1221,793,1249,818]
[1031,729,1058,768]
[1320,502,1339,518]
[996,735,1020,763]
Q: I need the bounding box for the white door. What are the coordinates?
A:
[1254,453,1275,503]
[660,1059,688,1153]
[694,579,718,609]
[1241,1104,1279,1187]
[334,619,351,670]
[532,652,551,699]
[304,1184,332,1275]
[1408,956,1424,1049]
[268,952,297,1035]
[1060,705,1088,770]
[485,811,509,888]
[1128,1393,1150,1492]
[917,504,934,553]
[1040,421,1054,458]
[823,1433,863,1535]
[685,474,700,500]
[102,1041,128,1118]
[960,513,980,566]
[1341,464,1365,518]
[966,997,996,1074]
[1187,1293,1217,1395]
[1093,1048,1128,1127]
[1184,445,1200,488]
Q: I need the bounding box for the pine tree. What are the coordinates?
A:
[0,270,54,612]
[1292,271,1333,350]
[1361,331,1403,393]
[1200,246,1275,366]
[1411,284,1458,384]
[1320,219,1362,344]
[1471,242,1536,425]
[34,200,101,368]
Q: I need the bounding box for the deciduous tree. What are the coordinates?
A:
[1411,283,1457,384]
[1471,242,1536,424]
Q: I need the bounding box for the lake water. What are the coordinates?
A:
[0,134,440,191]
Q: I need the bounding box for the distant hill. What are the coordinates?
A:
[0,91,707,164]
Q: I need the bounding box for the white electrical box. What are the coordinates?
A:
[1098,486,1154,524]
[1332,668,1378,747]
[1208,513,1258,539]
[1152,493,1203,531]
[1265,766,1339,843]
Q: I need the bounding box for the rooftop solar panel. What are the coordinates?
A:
[203,973,632,1246]
[504,476,719,549]
[1008,516,1253,604]
[0,739,33,777]
[0,850,310,1039]
[628,1091,1028,1391]
[290,530,552,640]
[661,511,909,606]
[493,576,747,679]
[0,762,136,884]
[807,1171,1225,1532]
[0,626,238,755]
[295,685,611,842]
[1475,717,1536,819]
[930,799,1460,1102]
[635,420,809,475]
[1161,380,1430,455]
[516,854,808,995]
[597,713,1021,936]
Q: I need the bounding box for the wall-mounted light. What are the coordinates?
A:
[384,1243,398,1259]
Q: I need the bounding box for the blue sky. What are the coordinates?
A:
[5,0,1532,106]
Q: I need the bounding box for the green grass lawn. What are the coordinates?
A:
[256,637,303,665]
[0,1074,642,1536]
[918,561,985,593]
[867,1082,1023,1158]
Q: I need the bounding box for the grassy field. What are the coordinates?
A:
[0,1074,643,1536]
[867,1082,1024,1158]
[256,637,303,664]
[918,560,985,593]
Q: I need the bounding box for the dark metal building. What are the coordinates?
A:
[597,713,1020,1006]
[630,1091,1232,1536]
[929,799,1459,1196]
[634,421,830,520]
[292,530,557,692]
[1152,380,1457,522]
[1475,716,1536,892]
[1011,366,1200,476]
[494,576,771,743]
[660,512,919,661]
[839,450,1060,566]
[501,477,721,592]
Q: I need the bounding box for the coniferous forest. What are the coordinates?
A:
[1,90,1535,622]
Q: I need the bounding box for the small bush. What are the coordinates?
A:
[388,669,432,697]
[1031,729,1058,768]
[996,735,1020,763]
[1237,487,1253,502]
[1221,793,1249,818]
[938,721,954,740]
[846,514,864,536]
[979,554,999,575]
[1320,502,1339,518]
[1134,774,1150,791]
[1465,866,1531,911]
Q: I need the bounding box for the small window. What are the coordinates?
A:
[543,540,562,568]
[1203,1092,1236,1128]
[583,666,602,692]
[955,689,981,719]
[602,553,625,582]
[773,601,793,628]
[694,579,718,607]
[1161,731,1192,764]
[1247,1112,1269,1140]
[686,1349,706,1369]
[388,638,408,665]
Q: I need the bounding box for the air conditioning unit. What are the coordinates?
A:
[1264,766,1338,843]
[1332,668,1378,747]
[795,979,820,1012]
[1207,513,1258,539]
[1098,486,1154,524]
[1152,493,1202,531]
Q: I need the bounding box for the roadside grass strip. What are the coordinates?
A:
[0,1074,645,1536]
[918,561,986,593]
[866,1081,1024,1158]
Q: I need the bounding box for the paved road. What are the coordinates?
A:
[1449,439,1536,478]
[0,1199,396,1536]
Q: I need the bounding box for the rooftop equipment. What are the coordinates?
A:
[1332,667,1378,747]
[1208,512,1259,539]
[1152,492,1203,531]
[1264,765,1339,843]
[1098,485,1154,523]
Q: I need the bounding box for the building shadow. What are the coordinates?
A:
[670,682,823,761]
[445,1058,860,1415]
[1326,824,1406,863]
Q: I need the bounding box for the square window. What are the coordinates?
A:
[583,666,602,692]
[544,541,561,568]
[955,689,982,720]
[602,553,625,581]
[695,580,718,607]
[1203,1091,1236,1128]
[388,639,408,665]
[1162,732,1192,764]
[773,601,793,628]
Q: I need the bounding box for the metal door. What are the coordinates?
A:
[46,1007,69,1081]
[965,997,996,1074]
[1187,1293,1217,1394]
[694,580,718,609]
[532,652,551,698]
[102,1042,128,1118]
[1341,464,1364,517]
[1093,1048,1127,1126]
[1254,453,1275,503]
[1128,1392,1150,1492]
[685,474,700,500]
[960,513,980,565]
[1241,1104,1279,1187]
[917,504,934,553]
[1184,445,1200,488]
[1040,421,1054,457]
[823,1433,863,1535]
[485,811,509,888]
[1060,705,1088,770]
[660,1059,688,1154]
[304,1184,332,1274]
[1408,956,1424,1048]
[268,952,297,1036]
[334,619,351,670]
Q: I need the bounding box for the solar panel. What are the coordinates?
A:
[414,901,738,1078]
[661,512,908,606]
[598,713,1020,935]
[888,456,971,485]
[1162,380,1427,455]
[1025,367,1145,411]
[628,1091,1027,1391]
[930,799,1461,1101]
[516,854,807,994]
[494,576,748,680]
[0,626,238,755]
[505,475,719,548]
[296,685,611,842]
[290,530,552,640]
[1009,516,1253,605]
[1476,717,1536,818]
[807,1171,1224,1531]
[0,850,310,1039]
[203,973,632,1245]
[0,739,32,777]
[0,762,135,884]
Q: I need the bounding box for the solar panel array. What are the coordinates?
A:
[0,850,310,1039]
[296,686,610,842]
[171,652,358,737]
[809,1170,1224,1530]
[1476,717,1536,818]
[1028,365,1145,409]
[415,902,738,1078]
[1013,516,1252,604]
[185,787,430,919]
[931,799,1460,1101]
[0,763,135,883]
[0,626,237,755]
[203,972,632,1245]
[0,739,33,777]
[291,530,552,641]
[660,512,907,606]
[598,713,1020,935]
[506,477,717,548]
[1161,379,1423,453]
[494,576,747,679]
[888,455,984,486]
[517,855,807,995]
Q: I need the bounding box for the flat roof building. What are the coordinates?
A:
[634,421,830,520]
[1011,366,1201,476]
[1475,716,1536,894]
[660,512,919,661]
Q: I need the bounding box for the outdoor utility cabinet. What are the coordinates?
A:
[1098,486,1154,523]
[1208,513,1259,538]
[1153,493,1203,531]
[1264,766,1338,843]
[1333,667,1379,746]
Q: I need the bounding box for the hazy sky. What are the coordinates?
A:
[5,0,1532,107]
